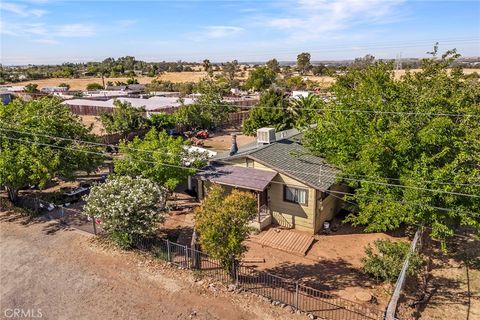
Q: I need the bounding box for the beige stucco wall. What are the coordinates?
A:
[222,157,317,234]
[205,157,345,234]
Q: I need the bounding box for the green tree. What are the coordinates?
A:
[203,59,213,76]
[0,97,102,203]
[304,50,480,241]
[58,83,70,90]
[84,176,167,248]
[266,58,281,73]
[244,66,277,91]
[222,60,239,87]
[362,239,422,283]
[194,184,257,270]
[296,52,311,75]
[114,128,195,190]
[288,94,322,128]
[174,104,212,131]
[100,100,148,136]
[24,83,38,93]
[242,89,292,136]
[194,78,235,127]
[149,113,175,131]
[86,83,103,91]
[127,77,139,84]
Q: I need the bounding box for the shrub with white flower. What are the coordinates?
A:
[84,175,167,247]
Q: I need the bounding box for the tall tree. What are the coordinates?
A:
[99,99,148,137]
[242,89,292,135]
[304,50,480,241]
[0,97,102,202]
[296,52,311,75]
[266,58,281,73]
[114,128,197,190]
[195,184,257,270]
[202,59,213,77]
[244,66,277,91]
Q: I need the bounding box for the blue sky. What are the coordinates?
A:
[1,0,479,65]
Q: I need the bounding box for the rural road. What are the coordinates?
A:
[0,213,301,320]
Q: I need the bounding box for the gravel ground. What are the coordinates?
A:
[0,212,303,320]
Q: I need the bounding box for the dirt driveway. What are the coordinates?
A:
[0,213,302,320]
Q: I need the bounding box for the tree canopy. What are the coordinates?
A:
[194,184,257,270]
[100,99,149,136]
[114,128,196,190]
[242,89,320,135]
[296,52,311,75]
[0,97,102,202]
[86,83,103,91]
[304,50,480,241]
[244,66,277,91]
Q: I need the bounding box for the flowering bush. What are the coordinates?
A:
[84,176,167,248]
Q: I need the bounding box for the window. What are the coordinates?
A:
[283,186,308,205]
[246,158,254,168]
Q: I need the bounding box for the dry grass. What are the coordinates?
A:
[11,68,480,91]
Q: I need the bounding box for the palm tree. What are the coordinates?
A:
[288,94,321,127]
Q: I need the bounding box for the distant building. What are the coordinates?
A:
[63,96,195,116]
[40,86,69,93]
[291,91,311,99]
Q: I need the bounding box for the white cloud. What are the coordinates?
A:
[56,24,96,37]
[264,0,404,40]
[0,2,47,17]
[203,26,244,38]
[33,38,59,45]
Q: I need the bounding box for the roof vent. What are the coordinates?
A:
[257,128,276,144]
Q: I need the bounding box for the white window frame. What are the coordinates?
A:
[283,186,308,205]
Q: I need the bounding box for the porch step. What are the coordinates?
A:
[257,228,314,255]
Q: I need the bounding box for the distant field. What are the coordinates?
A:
[10,69,479,91]
[12,72,209,90]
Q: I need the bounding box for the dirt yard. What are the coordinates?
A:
[397,236,480,320]
[202,128,255,152]
[244,224,402,310]
[0,212,303,320]
[79,115,105,135]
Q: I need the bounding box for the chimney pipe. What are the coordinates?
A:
[229,133,238,156]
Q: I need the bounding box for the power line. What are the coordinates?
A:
[2,127,480,194]
[2,134,480,221]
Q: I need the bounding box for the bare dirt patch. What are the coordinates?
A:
[79,115,105,135]
[202,128,255,152]
[397,236,480,320]
[0,212,303,320]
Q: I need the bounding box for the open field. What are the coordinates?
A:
[9,68,479,91]
[0,211,303,320]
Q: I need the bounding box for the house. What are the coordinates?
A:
[193,128,347,234]
[62,96,194,116]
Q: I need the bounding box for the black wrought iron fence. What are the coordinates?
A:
[133,237,386,320]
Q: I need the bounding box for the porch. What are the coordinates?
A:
[194,164,277,231]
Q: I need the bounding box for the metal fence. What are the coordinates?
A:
[385,228,423,320]
[133,237,386,320]
[15,195,100,235]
